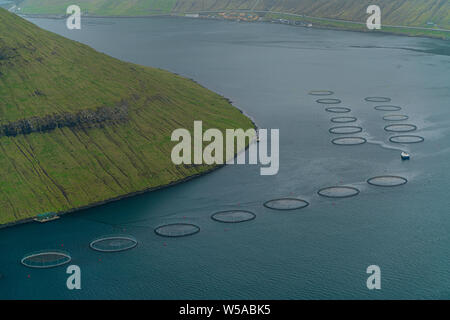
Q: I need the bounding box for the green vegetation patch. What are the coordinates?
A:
[19,0,177,15]
[0,8,254,225]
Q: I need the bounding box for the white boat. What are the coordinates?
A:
[401,152,410,160]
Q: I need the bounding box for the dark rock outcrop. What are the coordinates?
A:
[1,102,129,137]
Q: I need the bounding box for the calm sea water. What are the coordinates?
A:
[1,17,450,299]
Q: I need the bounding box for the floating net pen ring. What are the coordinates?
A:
[263,198,310,211]
[89,235,138,252]
[154,223,200,238]
[325,107,351,113]
[21,250,72,269]
[331,137,367,146]
[316,98,342,104]
[329,126,363,134]
[384,124,417,133]
[383,115,409,122]
[374,105,402,111]
[367,176,408,187]
[331,116,357,123]
[211,210,256,223]
[309,90,334,96]
[365,97,391,103]
[389,135,424,144]
[318,186,360,198]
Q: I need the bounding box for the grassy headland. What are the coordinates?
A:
[0,8,254,225]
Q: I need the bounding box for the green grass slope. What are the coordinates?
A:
[17,0,178,15]
[15,0,450,29]
[0,8,254,225]
[172,0,450,29]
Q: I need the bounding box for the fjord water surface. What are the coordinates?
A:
[1,17,449,299]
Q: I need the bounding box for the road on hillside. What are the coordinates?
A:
[181,9,450,33]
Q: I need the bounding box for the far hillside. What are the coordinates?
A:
[174,0,450,29]
[13,0,450,29]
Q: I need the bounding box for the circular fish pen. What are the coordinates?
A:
[316,98,342,104]
[374,105,402,111]
[384,124,417,133]
[309,90,334,96]
[332,137,367,146]
[263,198,310,211]
[154,223,200,238]
[389,135,424,144]
[211,210,256,223]
[89,235,138,253]
[21,250,71,269]
[365,97,391,103]
[329,126,363,134]
[331,116,357,123]
[325,107,351,113]
[367,176,408,187]
[383,115,409,122]
[318,186,360,198]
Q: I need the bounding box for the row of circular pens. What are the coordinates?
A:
[19,91,422,269]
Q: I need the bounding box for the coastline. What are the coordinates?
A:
[258,11,449,40]
[0,163,223,230]
[18,11,450,40]
[0,97,258,231]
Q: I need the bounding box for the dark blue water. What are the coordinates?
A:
[1,17,450,299]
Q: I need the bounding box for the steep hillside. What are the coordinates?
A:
[17,0,177,15]
[172,0,450,29]
[15,0,450,29]
[0,8,254,225]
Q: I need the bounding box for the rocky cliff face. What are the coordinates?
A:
[0,102,128,137]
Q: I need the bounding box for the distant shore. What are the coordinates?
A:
[18,10,450,40]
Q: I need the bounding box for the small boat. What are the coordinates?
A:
[401,152,410,160]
